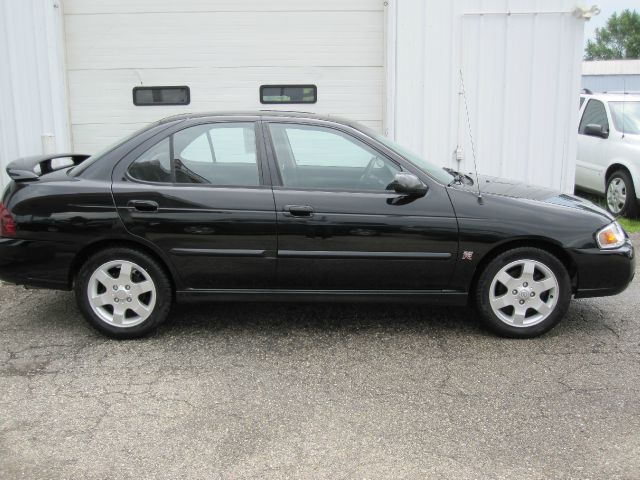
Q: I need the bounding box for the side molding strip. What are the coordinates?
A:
[277,250,452,260]
[170,248,267,257]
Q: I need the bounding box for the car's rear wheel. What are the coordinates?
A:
[606,169,639,218]
[75,247,172,339]
[475,247,571,338]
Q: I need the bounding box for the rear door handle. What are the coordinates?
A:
[127,200,159,213]
[283,205,314,217]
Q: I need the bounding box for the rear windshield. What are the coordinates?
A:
[70,123,160,176]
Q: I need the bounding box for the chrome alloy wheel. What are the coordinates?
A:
[87,260,156,327]
[607,177,627,215]
[489,259,559,327]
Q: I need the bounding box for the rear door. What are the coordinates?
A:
[263,120,459,291]
[112,118,277,290]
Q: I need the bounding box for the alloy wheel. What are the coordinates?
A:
[87,260,156,327]
[607,177,627,215]
[489,259,559,327]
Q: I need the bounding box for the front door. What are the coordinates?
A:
[112,119,277,289]
[263,121,459,291]
[576,99,610,193]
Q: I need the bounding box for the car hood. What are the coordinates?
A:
[453,174,615,220]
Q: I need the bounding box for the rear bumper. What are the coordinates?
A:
[0,238,73,290]
[572,239,635,298]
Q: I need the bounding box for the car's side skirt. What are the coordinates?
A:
[176,289,468,305]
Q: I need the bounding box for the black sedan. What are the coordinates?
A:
[0,112,634,338]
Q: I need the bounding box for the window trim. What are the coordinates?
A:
[259,84,317,104]
[132,86,191,106]
[264,121,405,194]
[123,120,268,189]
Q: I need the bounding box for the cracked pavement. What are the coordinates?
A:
[1,235,639,479]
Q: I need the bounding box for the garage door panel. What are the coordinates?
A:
[65,11,384,70]
[64,0,383,15]
[71,123,150,154]
[64,2,384,154]
[68,67,382,126]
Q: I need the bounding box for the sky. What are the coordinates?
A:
[583,0,640,47]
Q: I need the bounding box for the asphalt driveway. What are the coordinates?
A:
[1,235,639,479]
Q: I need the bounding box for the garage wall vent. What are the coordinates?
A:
[133,86,190,106]
[260,85,317,104]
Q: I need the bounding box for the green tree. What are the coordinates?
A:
[585,9,640,60]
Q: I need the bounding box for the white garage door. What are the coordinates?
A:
[63,0,385,154]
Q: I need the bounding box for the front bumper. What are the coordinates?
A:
[572,239,635,298]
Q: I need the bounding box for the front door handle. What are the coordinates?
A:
[127,200,159,213]
[284,205,314,217]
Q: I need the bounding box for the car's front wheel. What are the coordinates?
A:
[606,169,639,218]
[75,247,172,339]
[475,247,572,338]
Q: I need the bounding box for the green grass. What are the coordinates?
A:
[617,217,640,234]
[575,191,640,233]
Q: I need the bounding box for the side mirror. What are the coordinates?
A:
[389,172,428,196]
[584,123,609,139]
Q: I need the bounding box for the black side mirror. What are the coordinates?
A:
[584,123,609,139]
[389,172,428,197]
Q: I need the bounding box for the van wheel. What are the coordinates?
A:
[606,170,639,218]
[75,248,172,339]
[475,247,571,338]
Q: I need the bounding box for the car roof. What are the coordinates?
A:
[157,110,358,126]
[580,92,640,102]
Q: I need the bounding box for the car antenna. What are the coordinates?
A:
[459,69,483,204]
[622,78,626,139]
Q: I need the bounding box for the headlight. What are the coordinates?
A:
[596,221,626,249]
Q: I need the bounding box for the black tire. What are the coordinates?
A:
[75,247,172,339]
[606,169,639,219]
[475,247,571,338]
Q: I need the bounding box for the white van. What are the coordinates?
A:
[577,92,640,217]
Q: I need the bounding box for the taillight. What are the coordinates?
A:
[0,202,16,237]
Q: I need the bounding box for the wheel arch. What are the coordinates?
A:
[605,161,640,199]
[68,238,180,292]
[469,238,578,302]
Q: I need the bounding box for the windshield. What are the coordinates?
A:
[609,101,640,135]
[368,131,453,184]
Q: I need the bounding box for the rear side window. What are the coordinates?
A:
[579,99,609,134]
[128,138,172,183]
[128,123,259,186]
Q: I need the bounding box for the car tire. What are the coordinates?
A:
[606,169,639,218]
[475,247,571,338]
[75,247,172,339]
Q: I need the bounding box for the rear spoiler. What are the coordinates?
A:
[6,153,90,181]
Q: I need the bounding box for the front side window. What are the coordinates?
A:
[269,123,401,191]
[579,99,609,134]
[609,101,640,135]
[128,123,259,186]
